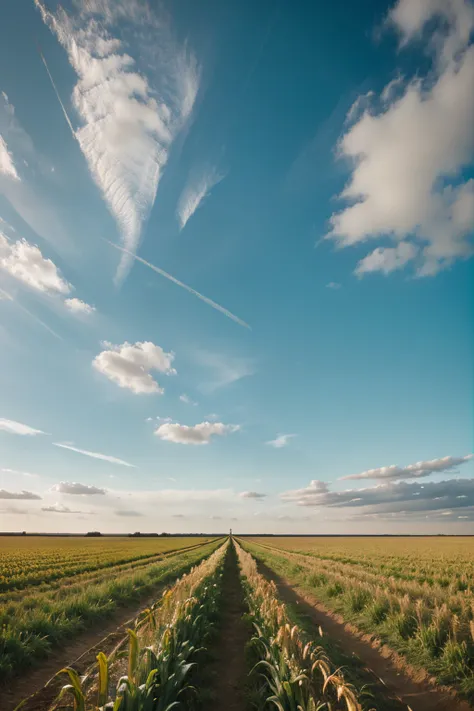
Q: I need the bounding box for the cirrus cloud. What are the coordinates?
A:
[53,442,135,468]
[0,418,46,436]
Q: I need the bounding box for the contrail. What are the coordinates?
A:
[38,46,77,139]
[105,240,251,330]
[0,288,63,340]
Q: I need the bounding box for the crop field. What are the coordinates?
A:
[3,535,474,711]
[0,536,219,682]
[244,536,474,702]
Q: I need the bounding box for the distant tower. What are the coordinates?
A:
[230,528,232,537]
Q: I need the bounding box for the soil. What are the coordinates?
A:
[207,543,251,711]
[255,557,473,711]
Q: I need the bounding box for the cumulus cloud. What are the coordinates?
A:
[179,393,197,406]
[0,489,41,500]
[355,242,418,276]
[64,297,96,314]
[326,0,474,277]
[35,0,200,281]
[326,282,341,289]
[0,135,20,180]
[93,341,175,394]
[280,480,329,503]
[0,233,71,295]
[52,481,107,495]
[266,434,296,448]
[155,421,240,445]
[0,418,45,436]
[53,442,135,467]
[177,166,224,230]
[340,454,473,481]
[42,503,90,514]
[239,491,267,499]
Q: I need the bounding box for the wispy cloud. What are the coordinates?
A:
[0,135,20,180]
[36,0,200,281]
[266,434,296,448]
[239,491,267,499]
[53,443,135,468]
[179,393,198,406]
[0,418,46,436]
[196,349,255,391]
[177,167,224,230]
[106,241,250,329]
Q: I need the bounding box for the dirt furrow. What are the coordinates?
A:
[255,556,473,711]
[207,543,251,711]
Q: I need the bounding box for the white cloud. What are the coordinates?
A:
[52,481,107,495]
[0,135,20,180]
[326,282,341,289]
[196,350,255,391]
[64,297,96,314]
[1,468,39,478]
[155,421,240,445]
[36,0,200,281]
[0,418,45,436]
[0,233,71,294]
[340,454,473,481]
[326,0,474,277]
[177,167,224,230]
[280,480,329,502]
[53,442,135,467]
[355,242,418,276]
[0,489,41,500]
[42,503,90,513]
[93,341,176,394]
[239,491,267,499]
[266,434,296,448]
[179,393,197,406]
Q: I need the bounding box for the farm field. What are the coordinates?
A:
[14,537,372,711]
[0,536,220,682]
[243,536,474,703]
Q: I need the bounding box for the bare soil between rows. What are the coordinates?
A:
[207,543,251,711]
[256,557,473,711]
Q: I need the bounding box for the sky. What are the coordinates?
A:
[0,0,473,535]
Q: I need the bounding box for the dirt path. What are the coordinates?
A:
[255,557,472,711]
[207,543,250,711]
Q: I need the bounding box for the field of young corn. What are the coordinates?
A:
[4,535,474,711]
[15,538,366,711]
[0,536,220,682]
[244,536,474,702]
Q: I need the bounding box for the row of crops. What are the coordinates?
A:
[245,537,474,700]
[13,538,366,711]
[0,537,221,681]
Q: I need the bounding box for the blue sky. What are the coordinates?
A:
[0,0,473,533]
